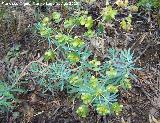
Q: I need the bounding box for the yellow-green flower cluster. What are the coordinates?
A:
[89,59,101,71]
[76,105,89,118]
[67,52,80,63]
[69,75,82,85]
[81,93,92,104]
[122,78,132,89]
[96,104,109,116]
[106,84,118,93]
[89,76,99,88]
[106,66,117,78]
[111,102,123,115]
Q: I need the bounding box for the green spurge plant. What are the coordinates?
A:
[68,48,137,117]
[31,1,140,118]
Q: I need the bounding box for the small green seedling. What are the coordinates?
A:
[101,6,117,22]
[120,14,132,31]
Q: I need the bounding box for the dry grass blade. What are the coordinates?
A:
[149,114,160,123]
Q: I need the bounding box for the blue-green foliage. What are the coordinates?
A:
[137,0,160,9]
[0,81,15,111]
[35,22,52,47]
[31,4,140,117]
[29,61,71,92]
[101,48,137,84]
[27,46,137,116]
[67,48,137,116]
